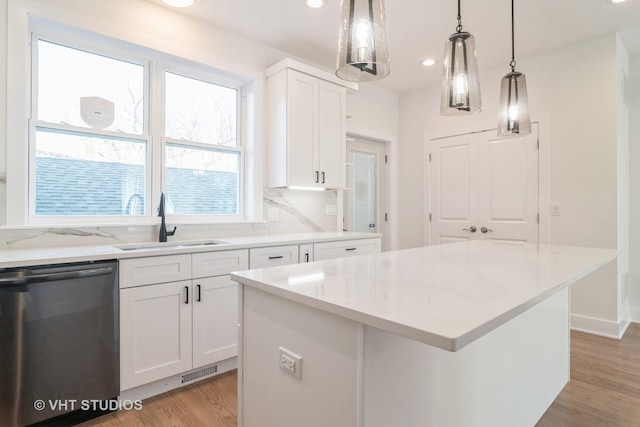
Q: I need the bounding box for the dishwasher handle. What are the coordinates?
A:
[0,266,114,286]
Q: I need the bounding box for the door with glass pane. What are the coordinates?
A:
[344,137,388,250]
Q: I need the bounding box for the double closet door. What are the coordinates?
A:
[428,124,539,245]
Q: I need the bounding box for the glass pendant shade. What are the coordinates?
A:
[336,0,391,82]
[440,32,482,115]
[497,71,531,136]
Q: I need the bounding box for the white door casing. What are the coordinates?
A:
[428,124,539,245]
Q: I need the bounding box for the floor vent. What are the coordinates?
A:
[181,365,218,384]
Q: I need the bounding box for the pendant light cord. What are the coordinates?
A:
[510,0,516,71]
[456,0,462,33]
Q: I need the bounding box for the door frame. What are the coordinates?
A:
[343,126,397,251]
[423,114,550,246]
[345,136,389,251]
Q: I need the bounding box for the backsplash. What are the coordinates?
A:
[0,188,338,250]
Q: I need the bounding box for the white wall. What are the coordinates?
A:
[0,0,7,226]
[399,34,629,336]
[629,53,640,320]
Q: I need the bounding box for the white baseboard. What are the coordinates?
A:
[570,312,631,339]
[630,307,640,323]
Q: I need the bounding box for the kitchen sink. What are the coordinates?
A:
[115,240,229,252]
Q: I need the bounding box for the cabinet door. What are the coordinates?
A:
[318,80,346,188]
[192,276,239,368]
[120,281,192,391]
[313,238,381,261]
[287,70,318,187]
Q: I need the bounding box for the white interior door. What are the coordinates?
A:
[429,124,539,245]
[428,133,479,244]
[344,136,388,250]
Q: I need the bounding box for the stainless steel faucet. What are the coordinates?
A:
[158,192,177,242]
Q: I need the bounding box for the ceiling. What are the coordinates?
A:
[148,0,640,94]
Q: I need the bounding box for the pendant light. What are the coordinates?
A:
[497,0,531,136]
[336,0,391,82]
[440,0,481,115]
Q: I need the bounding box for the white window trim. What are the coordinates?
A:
[5,8,263,227]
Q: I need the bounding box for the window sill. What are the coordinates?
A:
[1,219,267,231]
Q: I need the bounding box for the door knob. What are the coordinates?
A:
[463,226,477,233]
[481,227,493,233]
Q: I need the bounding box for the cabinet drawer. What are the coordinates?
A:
[119,254,192,288]
[192,249,249,278]
[313,238,381,261]
[249,245,300,269]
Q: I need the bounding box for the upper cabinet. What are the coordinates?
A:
[266,59,357,190]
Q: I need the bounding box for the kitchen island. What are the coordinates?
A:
[231,241,617,427]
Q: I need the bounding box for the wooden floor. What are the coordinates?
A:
[81,324,640,427]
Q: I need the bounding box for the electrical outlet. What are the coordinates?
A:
[267,208,279,221]
[325,204,337,215]
[279,347,302,380]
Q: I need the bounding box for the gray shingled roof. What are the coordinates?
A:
[35,157,238,216]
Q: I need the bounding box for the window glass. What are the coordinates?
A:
[37,40,144,134]
[165,72,237,146]
[164,144,239,215]
[34,129,146,216]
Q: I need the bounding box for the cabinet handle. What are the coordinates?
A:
[197,284,201,302]
[305,253,310,262]
[315,171,319,183]
[345,248,357,251]
[321,171,325,184]
[185,286,189,304]
[268,255,284,260]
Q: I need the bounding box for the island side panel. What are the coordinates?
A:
[240,285,362,427]
[363,287,570,427]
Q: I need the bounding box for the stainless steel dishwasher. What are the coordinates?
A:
[0,260,119,427]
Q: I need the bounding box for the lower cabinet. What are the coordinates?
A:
[120,280,192,390]
[192,275,239,368]
[119,238,380,392]
[119,249,248,391]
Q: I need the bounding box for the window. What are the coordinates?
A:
[163,72,241,215]
[30,35,244,222]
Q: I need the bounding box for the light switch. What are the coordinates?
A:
[551,204,560,216]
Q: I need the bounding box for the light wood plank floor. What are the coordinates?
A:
[81,324,640,427]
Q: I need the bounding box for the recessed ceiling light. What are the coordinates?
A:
[162,0,197,7]
[307,0,324,8]
[608,0,627,3]
[422,58,436,67]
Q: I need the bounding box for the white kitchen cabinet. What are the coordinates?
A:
[120,280,192,390]
[313,238,381,261]
[192,275,239,368]
[267,60,353,189]
[191,249,248,368]
[249,245,299,269]
[119,249,248,391]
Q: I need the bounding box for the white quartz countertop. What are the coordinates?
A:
[231,241,618,352]
[0,232,379,269]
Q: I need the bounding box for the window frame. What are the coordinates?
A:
[26,31,248,225]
